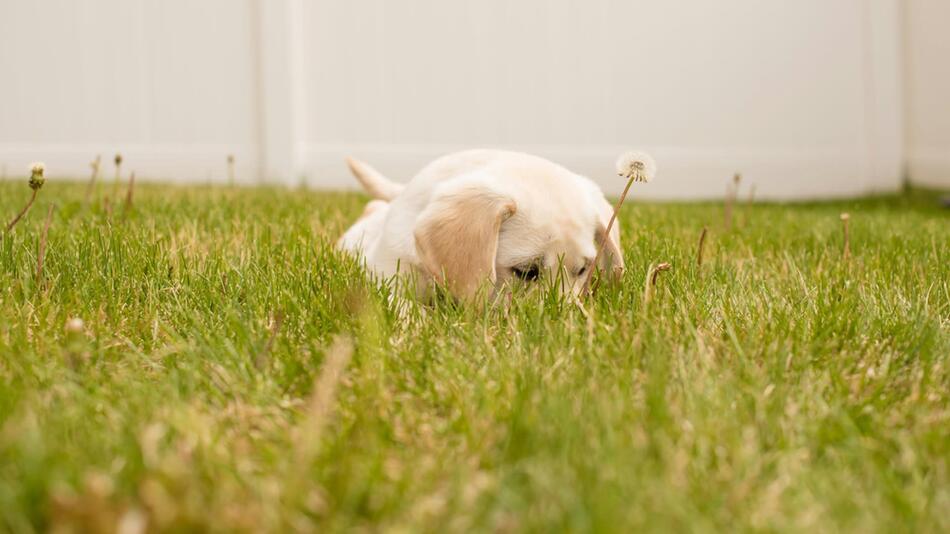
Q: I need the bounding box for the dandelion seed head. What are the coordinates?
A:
[840,213,850,221]
[29,162,46,190]
[65,317,85,334]
[615,151,656,183]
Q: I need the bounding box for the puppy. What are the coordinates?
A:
[338,150,636,300]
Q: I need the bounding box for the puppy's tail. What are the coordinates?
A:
[345,157,404,201]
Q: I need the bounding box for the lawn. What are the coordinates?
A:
[0,180,948,532]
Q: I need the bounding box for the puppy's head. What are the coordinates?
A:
[413,172,623,300]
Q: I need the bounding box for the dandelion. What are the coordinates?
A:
[227,154,235,186]
[616,151,657,184]
[840,213,851,260]
[644,262,672,304]
[117,507,147,534]
[62,316,89,368]
[112,153,123,200]
[583,150,657,294]
[65,317,85,334]
[4,162,46,233]
[85,155,101,202]
[724,172,742,230]
[29,162,45,189]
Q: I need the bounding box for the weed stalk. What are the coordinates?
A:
[697,226,708,267]
[724,172,741,231]
[36,204,54,283]
[5,163,45,233]
[840,213,851,260]
[124,172,136,218]
[85,155,101,202]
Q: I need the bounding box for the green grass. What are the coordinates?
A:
[1,180,948,533]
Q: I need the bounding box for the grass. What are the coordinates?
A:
[0,180,948,533]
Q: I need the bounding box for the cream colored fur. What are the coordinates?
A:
[338,150,623,300]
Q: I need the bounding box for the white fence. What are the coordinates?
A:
[904,0,950,189]
[0,0,945,198]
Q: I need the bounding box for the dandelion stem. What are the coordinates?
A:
[112,154,123,202]
[85,155,101,203]
[724,196,733,231]
[724,173,741,231]
[697,226,708,267]
[124,172,136,218]
[644,262,672,304]
[36,204,54,283]
[4,189,38,233]
[840,213,851,260]
[255,311,284,369]
[651,262,671,287]
[584,173,635,294]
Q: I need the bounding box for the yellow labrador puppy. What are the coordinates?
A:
[338,150,653,300]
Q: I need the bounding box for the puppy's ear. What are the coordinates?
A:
[414,185,516,300]
[595,219,624,281]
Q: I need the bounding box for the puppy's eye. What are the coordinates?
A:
[512,264,541,281]
[576,260,593,276]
